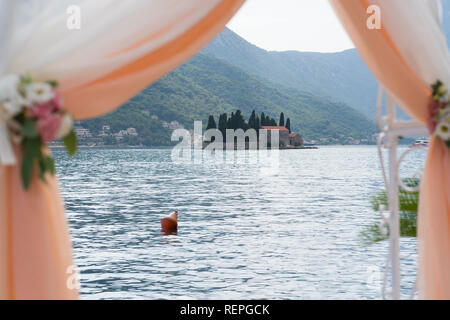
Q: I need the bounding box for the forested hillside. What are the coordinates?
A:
[83,53,376,145]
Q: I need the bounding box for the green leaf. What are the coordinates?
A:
[44,156,56,175]
[46,80,59,89]
[36,155,56,184]
[360,212,417,246]
[370,178,419,213]
[22,120,38,139]
[21,138,40,190]
[63,130,77,156]
[362,177,420,246]
[38,156,47,183]
[19,73,34,86]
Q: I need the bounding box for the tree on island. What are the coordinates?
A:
[207,110,293,139]
[268,117,276,126]
[218,113,228,142]
[206,115,217,130]
[234,110,248,130]
[286,118,291,133]
[229,112,235,129]
[248,110,256,129]
[255,114,260,131]
[218,113,227,133]
[279,112,285,127]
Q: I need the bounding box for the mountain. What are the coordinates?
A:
[82,52,377,145]
[82,3,450,146]
[202,27,378,119]
[87,3,450,146]
[203,0,450,120]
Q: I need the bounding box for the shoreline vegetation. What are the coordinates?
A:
[202,109,309,150]
[52,106,416,150]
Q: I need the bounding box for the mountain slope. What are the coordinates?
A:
[85,53,376,144]
[202,27,378,119]
[203,6,450,121]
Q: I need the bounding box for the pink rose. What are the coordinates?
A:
[29,91,63,119]
[429,100,444,117]
[428,100,445,134]
[29,101,54,119]
[37,113,62,142]
[51,90,63,111]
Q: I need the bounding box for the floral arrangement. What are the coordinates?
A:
[0,74,77,189]
[430,80,450,147]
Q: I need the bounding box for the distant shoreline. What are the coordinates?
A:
[49,144,405,151]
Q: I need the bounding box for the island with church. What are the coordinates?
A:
[203,110,317,150]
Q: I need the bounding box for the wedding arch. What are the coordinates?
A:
[0,0,448,299]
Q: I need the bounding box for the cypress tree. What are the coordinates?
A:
[248,110,256,129]
[261,112,266,126]
[218,113,228,142]
[279,112,285,127]
[286,118,291,133]
[206,115,217,130]
[255,114,260,139]
[228,112,234,129]
[269,117,275,126]
[235,110,246,130]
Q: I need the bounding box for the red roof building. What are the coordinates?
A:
[260,126,290,148]
[261,126,289,131]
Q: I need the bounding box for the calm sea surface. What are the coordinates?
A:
[53,146,425,300]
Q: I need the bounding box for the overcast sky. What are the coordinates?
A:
[227,0,355,53]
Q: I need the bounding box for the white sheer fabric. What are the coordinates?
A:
[0,0,243,299]
[0,0,221,90]
[344,0,450,298]
[0,0,223,164]
[368,0,450,88]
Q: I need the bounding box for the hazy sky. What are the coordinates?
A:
[227,0,355,53]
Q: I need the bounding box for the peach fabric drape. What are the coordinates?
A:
[330,0,450,299]
[62,0,246,120]
[0,0,244,299]
[0,147,77,299]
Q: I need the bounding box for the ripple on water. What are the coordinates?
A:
[54,146,423,300]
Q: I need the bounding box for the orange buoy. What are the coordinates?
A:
[161,211,178,232]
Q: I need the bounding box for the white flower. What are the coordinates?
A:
[55,113,73,140]
[0,74,20,100]
[0,75,26,119]
[0,74,36,109]
[25,82,54,105]
[0,101,22,120]
[435,122,450,141]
